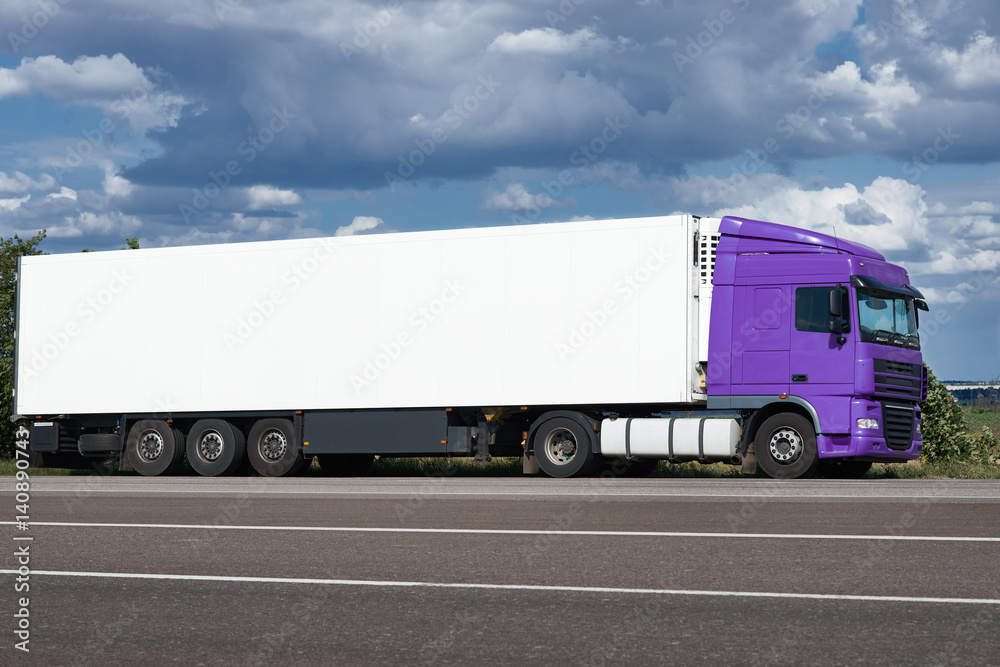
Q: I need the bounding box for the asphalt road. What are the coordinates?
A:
[3,477,999,665]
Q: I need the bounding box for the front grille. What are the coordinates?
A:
[874,359,921,377]
[882,402,915,451]
[874,374,922,398]
[873,358,924,399]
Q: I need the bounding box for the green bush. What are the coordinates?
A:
[969,428,1000,465]
[919,364,974,461]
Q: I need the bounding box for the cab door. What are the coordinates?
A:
[734,285,791,395]
[788,285,855,431]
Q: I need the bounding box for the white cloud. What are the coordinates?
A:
[483,183,569,212]
[246,185,302,210]
[0,54,148,102]
[958,201,997,215]
[46,187,77,201]
[50,211,142,238]
[811,61,920,129]
[706,175,928,252]
[0,54,189,137]
[335,215,384,236]
[488,27,612,55]
[0,195,30,212]
[0,171,56,195]
[103,171,134,199]
[937,31,1000,90]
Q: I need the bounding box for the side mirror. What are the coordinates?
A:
[828,286,846,344]
[828,288,842,318]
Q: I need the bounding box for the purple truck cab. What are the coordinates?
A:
[706,216,927,477]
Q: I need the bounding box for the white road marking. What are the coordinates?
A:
[4,521,999,542]
[4,569,999,605]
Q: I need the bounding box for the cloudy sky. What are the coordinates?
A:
[1,0,998,379]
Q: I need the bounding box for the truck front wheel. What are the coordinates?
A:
[533,416,598,478]
[126,420,185,476]
[187,420,246,477]
[247,419,307,477]
[754,413,819,479]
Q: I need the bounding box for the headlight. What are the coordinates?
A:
[857,418,879,430]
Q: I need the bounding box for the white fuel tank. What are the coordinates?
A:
[600,417,740,462]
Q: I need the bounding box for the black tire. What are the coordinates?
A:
[755,413,819,479]
[247,419,307,477]
[602,457,660,478]
[187,419,246,477]
[818,460,872,479]
[532,416,599,478]
[126,420,185,476]
[317,453,375,476]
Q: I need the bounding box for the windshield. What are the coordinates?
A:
[856,289,920,349]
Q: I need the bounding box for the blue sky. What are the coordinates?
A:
[1,0,999,379]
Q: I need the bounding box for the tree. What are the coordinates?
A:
[122,237,139,250]
[0,231,47,459]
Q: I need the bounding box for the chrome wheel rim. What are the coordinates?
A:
[199,431,223,462]
[768,427,803,463]
[138,430,164,462]
[260,430,287,461]
[543,427,577,466]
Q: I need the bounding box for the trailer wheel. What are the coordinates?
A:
[247,419,307,477]
[533,417,598,478]
[126,420,185,476]
[755,413,819,479]
[187,420,246,477]
[317,453,375,476]
[818,460,872,479]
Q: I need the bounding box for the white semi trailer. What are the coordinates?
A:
[14,213,926,479]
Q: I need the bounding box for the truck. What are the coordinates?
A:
[13,214,928,479]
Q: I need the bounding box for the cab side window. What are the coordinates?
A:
[795,286,849,333]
